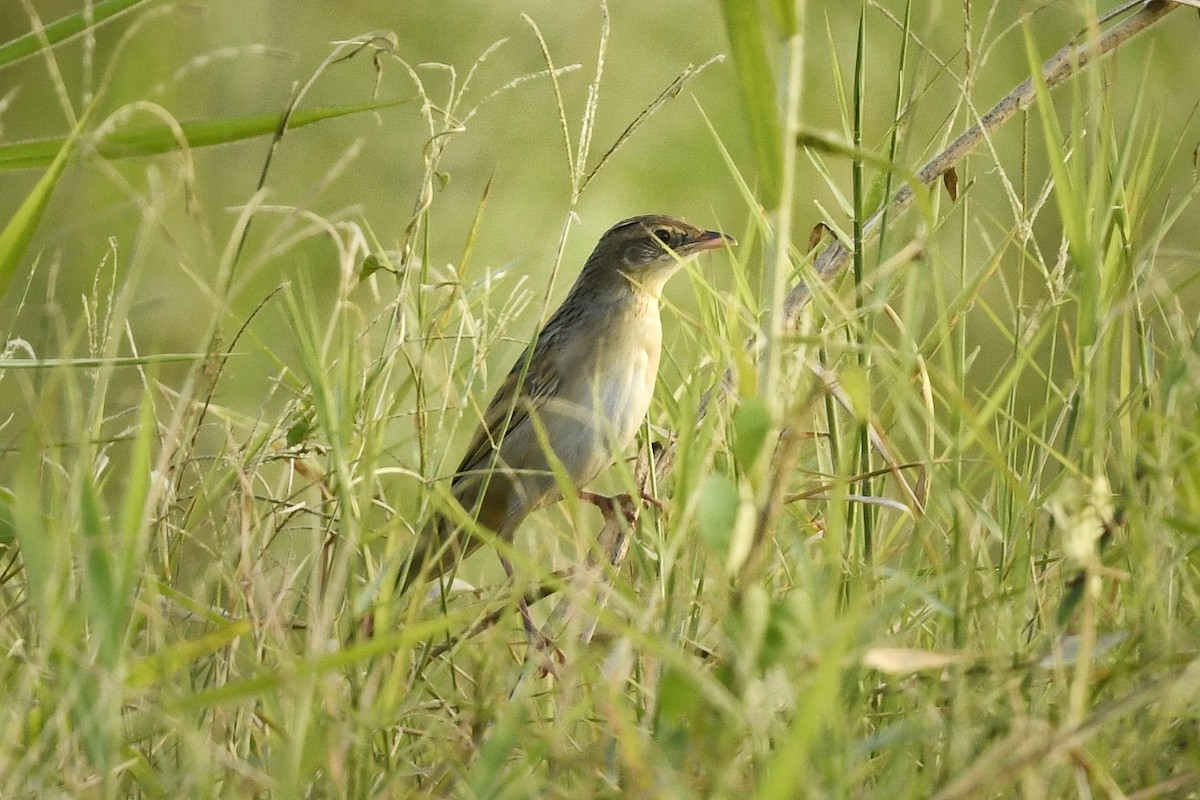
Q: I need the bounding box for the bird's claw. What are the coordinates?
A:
[638,491,664,511]
[534,641,566,679]
[518,611,564,678]
[578,489,660,524]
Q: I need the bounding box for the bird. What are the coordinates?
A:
[399,214,735,633]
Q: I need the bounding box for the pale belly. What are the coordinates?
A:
[556,338,657,481]
[500,311,661,511]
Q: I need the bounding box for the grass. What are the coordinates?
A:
[1,1,1199,797]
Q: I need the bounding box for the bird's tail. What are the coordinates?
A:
[395,511,467,596]
[396,470,513,595]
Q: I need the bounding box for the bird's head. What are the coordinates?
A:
[579,214,735,297]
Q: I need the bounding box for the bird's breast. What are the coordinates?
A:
[547,302,662,483]
[594,316,660,444]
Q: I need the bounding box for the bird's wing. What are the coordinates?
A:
[452,342,561,482]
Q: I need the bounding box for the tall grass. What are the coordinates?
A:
[1,1,1198,797]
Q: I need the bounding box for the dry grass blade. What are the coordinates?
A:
[578,54,725,194]
[522,13,576,181]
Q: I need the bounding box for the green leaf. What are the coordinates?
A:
[287,416,316,447]
[733,396,773,469]
[696,473,741,556]
[0,99,408,171]
[0,0,151,69]
[719,0,783,208]
[657,666,703,725]
[760,596,801,671]
[358,254,386,281]
[838,363,871,420]
[0,107,92,299]
[766,0,797,37]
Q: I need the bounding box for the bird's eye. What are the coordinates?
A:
[653,228,674,245]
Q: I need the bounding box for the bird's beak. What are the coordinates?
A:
[688,229,737,253]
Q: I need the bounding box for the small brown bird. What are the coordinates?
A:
[401,215,735,624]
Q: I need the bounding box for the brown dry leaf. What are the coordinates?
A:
[861,647,978,674]
[942,167,959,201]
[807,221,832,252]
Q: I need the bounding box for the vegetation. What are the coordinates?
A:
[1,1,1198,797]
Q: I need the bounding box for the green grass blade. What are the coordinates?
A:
[1022,24,1091,272]
[719,0,783,208]
[126,619,253,689]
[0,0,151,69]
[116,396,155,609]
[11,440,58,626]
[766,0,797,37]
[0,353,211,369]
[0,99,408,171]
[0,486,13,546]
[0,108,92,299]
[80,473,121,669]
[168,615,467,711]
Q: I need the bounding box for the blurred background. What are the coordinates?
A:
[3,0,1198,428]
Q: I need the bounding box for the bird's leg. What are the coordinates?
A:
[578,489,662,524]
[499,554,564,676]
[499,554,539,643]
